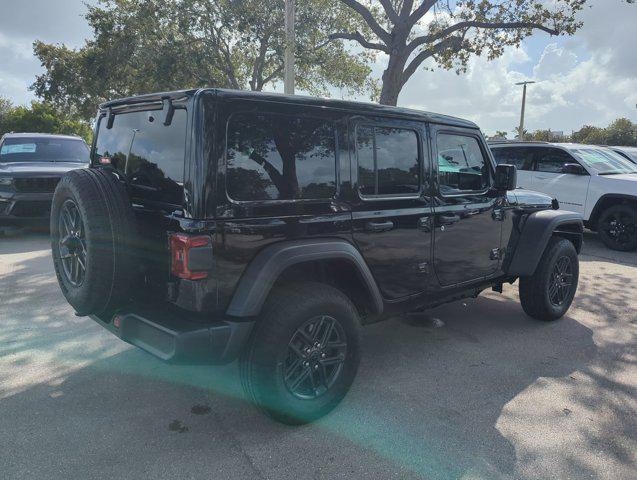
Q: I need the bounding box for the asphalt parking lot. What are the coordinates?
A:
[0,228,635,480]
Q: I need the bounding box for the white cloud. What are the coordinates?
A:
[533,44,578,79]
[394,0,637,135]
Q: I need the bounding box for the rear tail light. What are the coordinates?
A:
[169,233,213,280]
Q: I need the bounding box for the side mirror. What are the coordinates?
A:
[495,164,517,192]
[562,163,586,175]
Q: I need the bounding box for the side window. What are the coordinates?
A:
[356,125,420,196]
[492,147,534,171]
[94,109,187,206]
[226,113,337,201]
[437,134,489,194]
[536,148,575,173]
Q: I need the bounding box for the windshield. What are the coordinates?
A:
[571,147,637,175]
[614,147,637,163]
[0,137,90,163]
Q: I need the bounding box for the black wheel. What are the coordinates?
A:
[57,199,87,287]
[597,204,637,251]
[51,168,138,315]
[519,237,579,321]
[240,282,360,425]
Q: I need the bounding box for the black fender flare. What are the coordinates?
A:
[505,209,583,277]
[225,239,384,318]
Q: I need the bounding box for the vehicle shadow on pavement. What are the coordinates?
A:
[2,234,634,480]
[1,280,600,479]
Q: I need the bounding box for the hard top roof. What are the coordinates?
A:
[99,88,479,129]
[1,132,84,141]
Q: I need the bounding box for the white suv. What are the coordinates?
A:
[490,142,637,251]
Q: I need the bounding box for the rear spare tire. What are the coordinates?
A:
[51,168,137,315]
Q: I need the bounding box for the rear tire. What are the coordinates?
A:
[597,204,637,251]
[519,237,579,321]
[51,168,138,315]
[240,282,360,425]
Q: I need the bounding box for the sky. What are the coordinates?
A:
[0,0,635,136]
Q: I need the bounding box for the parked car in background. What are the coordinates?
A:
[490,141,637,251]
[610,146,637,164]
[0,133,89,223]
[50,89,583,424]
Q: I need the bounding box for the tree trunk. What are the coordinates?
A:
[379,54,406,106]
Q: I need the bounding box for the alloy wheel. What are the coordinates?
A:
[283,315,347,400]
[601,211,637,249]
[58,199,87,287]
[548,255,573,307]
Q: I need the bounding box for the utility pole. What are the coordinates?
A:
[515,81,535,140]
[284,0,295,95]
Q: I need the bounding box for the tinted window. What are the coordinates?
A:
[94,115,135,173]
[1,137,89,163]
[437,134,489,193]
[226,113,336,201]
[95,109,187,206]
[536,148,575,173]
[492,147,534,171]
[356,126,420,196]
[127,110,187,205]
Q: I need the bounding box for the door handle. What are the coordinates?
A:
[365,220,394,233]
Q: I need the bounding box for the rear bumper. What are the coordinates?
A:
[90,307,254,365]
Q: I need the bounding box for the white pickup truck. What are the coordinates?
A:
[490,142,637,251]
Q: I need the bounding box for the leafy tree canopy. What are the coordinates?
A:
[570,118,636,146]
[333,0,590,105]
[0,99,92,143]
[33,0,376,120]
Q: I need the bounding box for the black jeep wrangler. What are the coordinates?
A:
[51,89,583,424]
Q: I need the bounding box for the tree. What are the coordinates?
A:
[0,101,92,142]
[486,130,507,140]
[570,125,604,144]
[0,97,12,120]
[33,0,375,120]
[331,0,586,105]
[604,118,636,146]
[513,126,529,139]
[531,129,566,142]
[566,119,636,146]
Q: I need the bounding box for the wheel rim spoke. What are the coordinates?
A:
[548,255,573,307]
[57,200,86,287]
[283,315,347,400]
[287,367,311,392]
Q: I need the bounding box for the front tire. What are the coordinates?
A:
[519,237,579,321]
[240,282,360,425]
[597,204,637,251]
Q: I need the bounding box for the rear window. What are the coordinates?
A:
[226,112,337,201]
[94,109,187,205]
[0,137,89,163]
